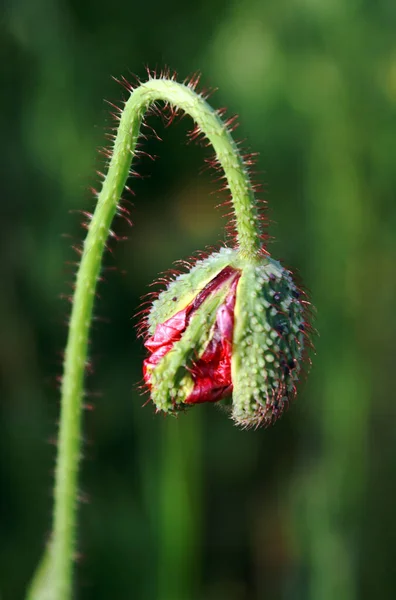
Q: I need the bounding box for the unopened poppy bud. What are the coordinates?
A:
[142,247,309,428]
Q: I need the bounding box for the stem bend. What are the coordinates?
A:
[27,77,261,600]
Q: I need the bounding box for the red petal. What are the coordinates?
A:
[185,276,239,404]
[145,308,188,352]
[143,267,240,400]
[143,307,188,386]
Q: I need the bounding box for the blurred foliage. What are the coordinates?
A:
[1,0,396,598]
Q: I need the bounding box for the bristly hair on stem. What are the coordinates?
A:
[26,70,278,600]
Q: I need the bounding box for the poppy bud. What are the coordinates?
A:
[142,247,309,428]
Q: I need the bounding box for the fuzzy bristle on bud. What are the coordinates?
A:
[141,248,310,428]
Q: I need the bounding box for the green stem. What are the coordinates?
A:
[158,415,202,600]
[27,77,260,600]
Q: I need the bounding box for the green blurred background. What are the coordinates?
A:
[1,0,396,598]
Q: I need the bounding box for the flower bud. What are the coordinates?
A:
[142,247,309,428]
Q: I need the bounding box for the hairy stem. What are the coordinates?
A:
[27,77,260,600]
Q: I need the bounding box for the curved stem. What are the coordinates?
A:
[27,78,260,600]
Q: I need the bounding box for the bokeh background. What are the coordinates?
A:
[1,0,396,598]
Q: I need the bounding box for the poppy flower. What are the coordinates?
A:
[141,247,310,428]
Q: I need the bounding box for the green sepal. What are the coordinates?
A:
[150,277,236,412]
[148,247,238,335]
[231,258,305,427]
